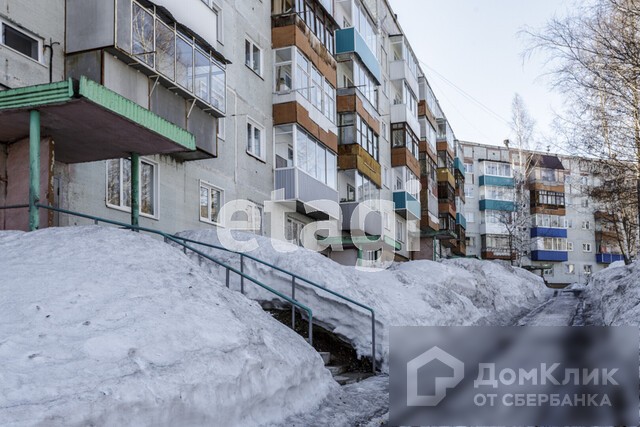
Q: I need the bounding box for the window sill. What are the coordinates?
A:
[245,64,264,80]
[106,203,159,221]
[199,218,225,227]
[246,150,266,164]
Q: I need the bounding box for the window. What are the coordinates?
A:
[466,236,476,247]
[582,220,591,230]
[544,268,554,276]
[338,113,379,161]
[584,264,593,275]
[532,214,566,228]
[129,1,226,112]
[481,186,515,201]
[245,38,262,76]
[107,158,158,218]
[276,47,335,122]
[382,166,390,189]
[199,181,223,225]
[247,119,265,160]
[483,161,512,177]
[567,242,574,251]
[396,219,406,243]
[581,198,589,208]
[200,0,222,43]
[533,190,565,207]
[466,211,475,223]
[274,48,293,92]
[275,124,337,189]
[540,237,567,251]
[1,21,40,62]
[294,0,335,53]
[391,123,419,159]
[464,162,474,174]
[583,243,592,252]
[286,216,305,246]
[346,184,356,202]
[464,184,474,199]
[565,264,575,274]
[234,202,263,234]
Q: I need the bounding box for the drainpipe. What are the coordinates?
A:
[131,153,140,227]
[29,110,41,231]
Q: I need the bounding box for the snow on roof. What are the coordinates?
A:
[0,227,335,426]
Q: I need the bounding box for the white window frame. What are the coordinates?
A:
[105,157,159,220]
[245,37,263,76]
[565,263,575,274]
[567,241,574,251]
[583,264,593,275]
[0,19,43,63]
[200,0,223,44]
[199,180,224,226]
[247,118,266,161]
[582,243,592,253]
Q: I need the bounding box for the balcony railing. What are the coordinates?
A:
[335,27,381,83]
[393,191,420,220]
[275,168,339,215]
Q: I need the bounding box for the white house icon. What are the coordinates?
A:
[407,346,465,406]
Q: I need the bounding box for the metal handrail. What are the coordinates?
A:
[177,235,378,373]
[34,204,314,345]
[0,204,29,210]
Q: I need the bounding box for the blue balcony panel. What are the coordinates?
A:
[456,213,467,229]
[479,199,516,211]
[393,191,420,220]
[531,250,568,262]
[335,28,381,84]
[596,253,625,264]
[454,157,465,176]
[530,227,568,238]
[479,175,515,187]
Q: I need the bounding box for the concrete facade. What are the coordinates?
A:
[1,0,466,267]
[460,140,629,286]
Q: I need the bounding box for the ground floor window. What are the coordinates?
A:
[583,264,593,275]
[199,181,224,225]
[234,201,263,235]
[565,263,575,274]
[106,158,158,218]
[285,216,305,246]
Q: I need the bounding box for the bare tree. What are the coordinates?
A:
[588,162,638,263]
[525,0,640,260]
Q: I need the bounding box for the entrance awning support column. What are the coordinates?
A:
[131,152,140,228]
[29,110,40,231]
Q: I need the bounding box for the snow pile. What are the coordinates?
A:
[0,227,336,426]
[176,230,549,372]
[588,260,640,325]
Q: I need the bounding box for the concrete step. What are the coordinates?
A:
[327,365,347,376]
[318,351,331,366]
[333,372,376,386]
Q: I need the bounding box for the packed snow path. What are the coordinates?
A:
[516,289,598,326]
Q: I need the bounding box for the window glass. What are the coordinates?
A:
[176,35,193,91]
[194,49,210,103]
[2,24,39,60]
[156,20,175,80]
[132,3,155,67]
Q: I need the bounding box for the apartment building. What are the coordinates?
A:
[0,0,463,265]
[461,140,628,286]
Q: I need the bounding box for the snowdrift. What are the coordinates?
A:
[176,230,549,372]
[588,260,640,325]
[0,227,336,426]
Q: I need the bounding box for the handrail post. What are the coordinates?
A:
[130,153,140,228]
[226,267,230,288]
[371,312,376,373]
[308,312,313,346]
[291,276,296,330]
[240,254,245,295]
[28,110,40,231]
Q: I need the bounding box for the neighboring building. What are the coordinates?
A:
[461,140,631,286]
[0,0,463,265]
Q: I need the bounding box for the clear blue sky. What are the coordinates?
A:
[388,0,573,148]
